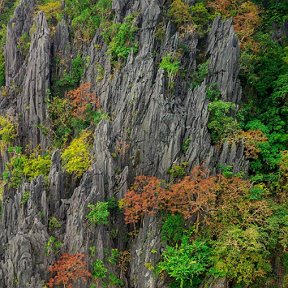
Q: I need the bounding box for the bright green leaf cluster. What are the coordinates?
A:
[87,202,110,225]
[61,131,92,177]
[0,115,17,152]
[105,14,139,62]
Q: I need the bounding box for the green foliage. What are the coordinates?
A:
[161,214,185,244]
[23,153,52,181]
[182,137,191,153]
[208,100,240,143]
[211,226,271,286]
[168,162,188,181]
[37,0,63,23]
[191,60,209,88]
[107,249,120,265]
[206,83,221,101]
[92,259,107,280]
[0,115,18,151]
[158,234,211,288]
[168,0,192,27]
[239,29,288,179]
[61,131,92,177]
[87,202,110,225]
[48,97,73,147]
[108,273,124,287]
[49,216,61,231]
[160,53,180,88]
[45,236,62,256]
[21,191,30,206]
[54,54,84,94]
[17,32,30,57]
[3,148,51,188]
[190,2,211,37]
[105,14,138,62]
[65,0,112,42]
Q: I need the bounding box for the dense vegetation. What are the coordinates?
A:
[0,0,287,287]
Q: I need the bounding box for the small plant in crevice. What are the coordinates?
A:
[21,191,30,206]
[182,137,191,153]
[45,236,62,256]
[17,32,31,57]
[160,53,181,89]
[167,162,188,182]
[191,60,209,89]
[49,216,61,231]
[87,201,110,225]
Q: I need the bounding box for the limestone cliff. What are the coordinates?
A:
[0,0,250,287]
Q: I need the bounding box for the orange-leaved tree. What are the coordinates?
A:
[123,166,218,229]
[208,0,261,50]
[66,82,100,120]
[47,253,91,288]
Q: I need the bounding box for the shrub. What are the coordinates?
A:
[61,131,92,177]
[21,191,30,206]
[54,54,84,93]
[3,149,52,188]
[158,235,211,288]
[160,53,180,88]
[105,14,138,61]
[23,152,52,181]
[0,115,18,151]
[87,202,110,225]
[45,236,62,256]
[48,97,73,147]
[161,214,185,244]
[190,2,211,37]
[92,259,107,280]
[207,100,240,143]
[211,226,271,285]
[191,60,209,88]
[168,0,192,27]
[65,0,112,42]
[48,253,91,288]
[167,162,188,181]
[37,0,62,23]
[49,216,61,230]
[208,0,261,49]
[237,130,268,159]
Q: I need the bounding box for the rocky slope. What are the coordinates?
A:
[0,0,250,287]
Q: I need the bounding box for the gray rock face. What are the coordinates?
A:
[17,12,50,149]
[0,0,248,287]
[5,0,36,86]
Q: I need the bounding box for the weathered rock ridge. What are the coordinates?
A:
[0,0,248,287]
